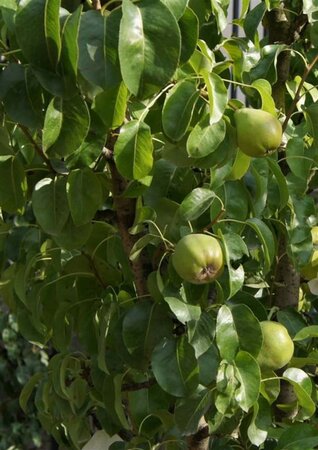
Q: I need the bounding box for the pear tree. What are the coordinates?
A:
[0,1,318,449]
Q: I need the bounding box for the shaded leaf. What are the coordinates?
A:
[67,168,103,226]
[152,336,199,397]
[32,177,69,235]
[162,80,199,141]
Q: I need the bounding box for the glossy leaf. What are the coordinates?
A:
[251,79,276,115]
[119,0,181,98]
[161,0,188,19]
[114,120,153,180]
[179,188,216,221]
[178,7,199,64]
[152,336,199,397]
[92,83,128,130]
[162,80,199,141]
[188,311,216,358]
[201,71,228,124]
[43,95,90,157]
[234,351,261,412]
[32,177,69,235]
[187,115,226,158]
[247,397,271,446]
[163,294,201,324]
[282,368,315,419]
[216,305,239,362]
[15,0,61,69]
[67,168,103,226]
[78,9,122,89]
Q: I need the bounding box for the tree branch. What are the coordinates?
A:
[18,124,56,173]
[186,418,210,450]
[105,136,150,298]
[122,378,156,392]
[92,0,102,10]
[282,53,318,130]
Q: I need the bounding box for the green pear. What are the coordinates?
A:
[234,108,282,157]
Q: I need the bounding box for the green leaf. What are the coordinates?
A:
[95,303,113,374]
[122,302,172,358]
[276,423,318,450]
[114,120,153,180]
[59,6,82,83]
[175,390,211,435]
[163,294,201,324]
[178,7,199,64]
[160,0,188,19]
[78,9,122,89]
[234,351,261,412]
[246,218,276,274]
[0,64,43,128]
[243,1,266,42]
[201,71,228,124]
[230,304,263,358]
[53,217,92,250]
[247,397,271,446]
[102,374,130,429]
[251,79,276,115]
[32,177,69,235]
[304,101,318,147]
[179,188,216,221]
[267,158,289,211]
[294,325,318,341]
[188,311,216,358]
[162,80,199,141]
[19,372,43,413]
[187,115,226,158]
[219,232,246,298]
[67,168,103,226]
[152,336,199,397]
[286,138,312,179]
[0,155,27,213]
[43,95,90,157]
[282,368,315,419]
[216,305,239,362]
[119,0,181,98]
[15,0,61,70]
[92,83,128,130]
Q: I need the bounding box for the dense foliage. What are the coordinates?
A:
[1,0,318,449]
[0,309,48,450]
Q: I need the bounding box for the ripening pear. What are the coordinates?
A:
[234,108,282,157]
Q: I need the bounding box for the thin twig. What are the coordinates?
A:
[18,124,56,173]
[122,378,156,392]
[92,0,102,10]
[282,53,318,131]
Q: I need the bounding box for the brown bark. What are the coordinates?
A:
[265,1,303,413]
[186,418,210,450]
[108,157,149,297]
